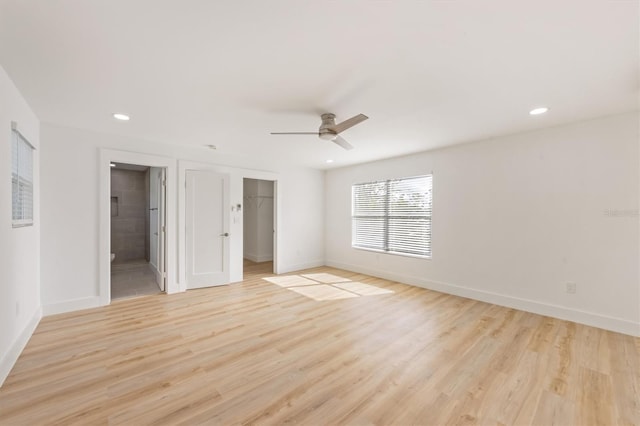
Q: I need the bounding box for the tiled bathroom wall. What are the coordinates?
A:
[111,169,149,263]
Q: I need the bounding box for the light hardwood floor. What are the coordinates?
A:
[1,262,638,425]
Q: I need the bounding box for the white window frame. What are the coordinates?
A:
[352,174,432,259]
[11,122,35,228]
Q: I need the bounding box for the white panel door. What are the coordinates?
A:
[186,170,230,289]
[149,167,165,291]
[149,169,159,268]
[158,168,166,291]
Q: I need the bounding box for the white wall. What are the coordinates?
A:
[0,66,41,386]
[243,179,258,259]
[277,168,325,272]
[40,124,324,313]
[325,113,639,336]
[256,180,274,260]
[41,131,99,307]
[243,178,274,262]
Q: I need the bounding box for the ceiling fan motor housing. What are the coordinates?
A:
[319,113,337,140]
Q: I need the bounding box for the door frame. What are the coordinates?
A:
[98,149,178,305]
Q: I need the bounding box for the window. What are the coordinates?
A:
[11,124,34,227]
[352,175,432,258]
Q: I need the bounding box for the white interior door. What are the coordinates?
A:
[149,167,165,291]
[186,170,230,289]
[159,168,166,291]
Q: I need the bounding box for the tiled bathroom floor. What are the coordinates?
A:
[111,259,162,300]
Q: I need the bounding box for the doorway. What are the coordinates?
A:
[243,178,275,277]
[110,162,166,299]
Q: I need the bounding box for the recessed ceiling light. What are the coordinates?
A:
[112,113,130,121]
[529,107,549,115]
[110,163,116,167]
[326,159,334,163]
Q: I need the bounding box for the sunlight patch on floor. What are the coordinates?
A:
[263,275,319,287]
[300,273,352,284]
[288,284,359,301]
[263,273,394,301]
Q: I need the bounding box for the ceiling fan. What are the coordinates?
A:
[270,113,368,150]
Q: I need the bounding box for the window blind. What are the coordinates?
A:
[12,128,34,226]
[352,175,432,257]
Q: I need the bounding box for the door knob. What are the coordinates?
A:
[220,232,229,237]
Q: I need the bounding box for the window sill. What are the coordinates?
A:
[12,221,34,228]
[352,246,431,260]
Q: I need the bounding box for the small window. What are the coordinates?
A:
[11,125,34,227]
[352,175,432,258]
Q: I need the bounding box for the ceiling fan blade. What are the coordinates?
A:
[328,113,369,134]
[270,132,319,135]
[332,135,354,150]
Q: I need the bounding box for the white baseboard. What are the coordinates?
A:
[326,260,640,337]
[43,296,103,316]
[0,306,42,387]
[244,252,258,262]
[278,259,325,275]
[244,253,274,263]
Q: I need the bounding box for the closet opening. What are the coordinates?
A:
[242,178,275,278]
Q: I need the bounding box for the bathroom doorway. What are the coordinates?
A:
[243,178,275,277]
[110,162,166,299]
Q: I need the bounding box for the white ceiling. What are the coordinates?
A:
[0,1,637,170]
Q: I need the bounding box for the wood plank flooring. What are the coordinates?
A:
[1,262,638,425]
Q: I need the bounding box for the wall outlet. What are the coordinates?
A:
[566,282,577,294]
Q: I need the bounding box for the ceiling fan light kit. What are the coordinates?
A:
[270,112,368,150]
